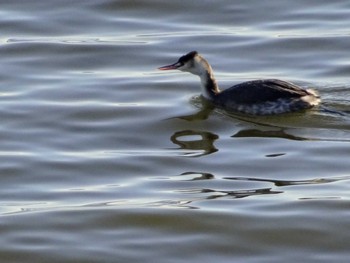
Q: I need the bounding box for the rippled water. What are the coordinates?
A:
[1,1,350,262]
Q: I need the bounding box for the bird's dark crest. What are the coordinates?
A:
[178,51,198,64]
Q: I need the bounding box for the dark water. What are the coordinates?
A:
[1,1,350,262]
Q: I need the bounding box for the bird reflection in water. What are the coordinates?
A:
[171,172,350,203]
[176,172,282,200]
[200,187,282,199]
[174,95,214,121]
[170,130,218,157]
[224,175,350,187]
[232,129,309,141]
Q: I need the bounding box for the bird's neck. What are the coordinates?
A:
[199,71,220,100]
[193,56,221,100]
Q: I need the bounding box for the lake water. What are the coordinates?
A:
[1,0,350,262]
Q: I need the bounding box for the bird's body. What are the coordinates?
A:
[159,51,320,115]
[212,78,319,115]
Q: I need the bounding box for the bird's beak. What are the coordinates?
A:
[158,62,181,70]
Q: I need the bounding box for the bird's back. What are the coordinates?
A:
[217,79,313,104]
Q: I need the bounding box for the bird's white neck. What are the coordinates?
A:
[199,71,220,100]
[185,55,221,100]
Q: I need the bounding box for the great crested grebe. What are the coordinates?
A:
[158,51,321,115]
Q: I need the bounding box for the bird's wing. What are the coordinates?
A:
[220,79,310,104]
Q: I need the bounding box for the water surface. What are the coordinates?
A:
[1,1,350,262]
